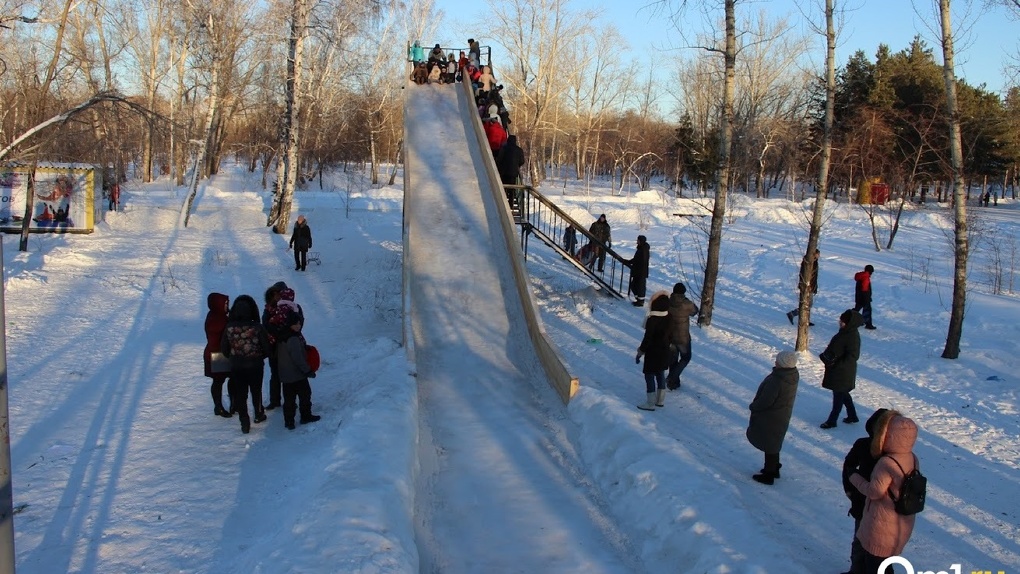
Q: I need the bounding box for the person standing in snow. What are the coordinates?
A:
[819,309,863,429]
[853,265,876,330]
[627,235,650,307]
[841,408,890,574]
[204,292,232,418]
[588,214,612,272]
[562,225,577,257]
[635,291,672,411]
[665,282,699,390]
[275,310,321,430]
[849,411,920,573]
[220,295,271,434]
[289,215,312,271]
[745,350,799,484]
[787,248,819,326]
[262,281,290,411]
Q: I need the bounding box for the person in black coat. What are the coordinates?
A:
[220,295,272,434]
[746,350,800,485]
[841,408,889,574]
[496,135,525,210]
[820,309,863,428]
[627,235,650,307]
[289,215,312,271]
[635,291,672,411]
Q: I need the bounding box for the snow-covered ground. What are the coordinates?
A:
[5,148,1019,571]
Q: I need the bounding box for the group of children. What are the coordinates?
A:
[203,282,321,434]
[409,38,487,87]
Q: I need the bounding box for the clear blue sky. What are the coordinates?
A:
[434,0,1017,95]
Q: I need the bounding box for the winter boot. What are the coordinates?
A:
[632,298,644,307]
[637,392,657,411]
[753,453,781,484]
[655,389,666,407]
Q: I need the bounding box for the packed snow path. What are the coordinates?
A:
[402,84,638,572]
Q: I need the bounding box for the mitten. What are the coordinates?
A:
[307,372,316,378]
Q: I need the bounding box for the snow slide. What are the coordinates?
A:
[402,84,637,572]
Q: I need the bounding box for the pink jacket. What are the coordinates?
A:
[849,412,919,558]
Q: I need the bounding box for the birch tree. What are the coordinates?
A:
[796,0,838,351]
[658,0,741,327]
[936,0,968,359]
[270,0,311,233]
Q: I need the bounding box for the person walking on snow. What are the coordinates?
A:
[746,350,800,485]
[666,282,699,390]
[849,411,920,573]
[819,309,863,429]
[635,291,673,411]
[627,235,650,306]
[787,248,819,326]
[588,214,612,272]
[289,215,312,271]
[854,265,876,330]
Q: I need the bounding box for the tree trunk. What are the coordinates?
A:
[272,0,310,234]
[938,0,968,359]
[796,0,835,351]
[182,63,219,228]
[699,0,736,328]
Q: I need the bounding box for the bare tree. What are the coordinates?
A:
[270,0,312,233]
[796,0,838,351]
[657,0,741,327]
[937,0,969,359]
[486,0,597,185]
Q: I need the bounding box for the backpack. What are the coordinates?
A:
[887,455,926,515]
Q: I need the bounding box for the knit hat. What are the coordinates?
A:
[637,235,646,243]
[840,309,854,325]
[775,350,798,368]
[673,282,686,295]
[865,264,874,273]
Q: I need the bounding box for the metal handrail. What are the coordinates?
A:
[505,184,629,299]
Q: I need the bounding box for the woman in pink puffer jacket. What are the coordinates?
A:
[849,410,919,573]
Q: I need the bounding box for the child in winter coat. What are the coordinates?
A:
[204,292,232,418]
[745,350,799,485]
[275,310,321,430]
[635,291,672,411]
[220,295,272,434]
[849,410,920,573]
[841,408,890,574]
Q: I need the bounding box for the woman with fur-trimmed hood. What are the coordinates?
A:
[635,291,672,411]
[849,410,920,572]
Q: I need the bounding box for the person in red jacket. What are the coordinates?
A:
[849,411,919,573]
[204,292,232,417]
[484,115,507,153]
[854,265,876,330]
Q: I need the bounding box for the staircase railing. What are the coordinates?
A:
[504,184,630,299]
